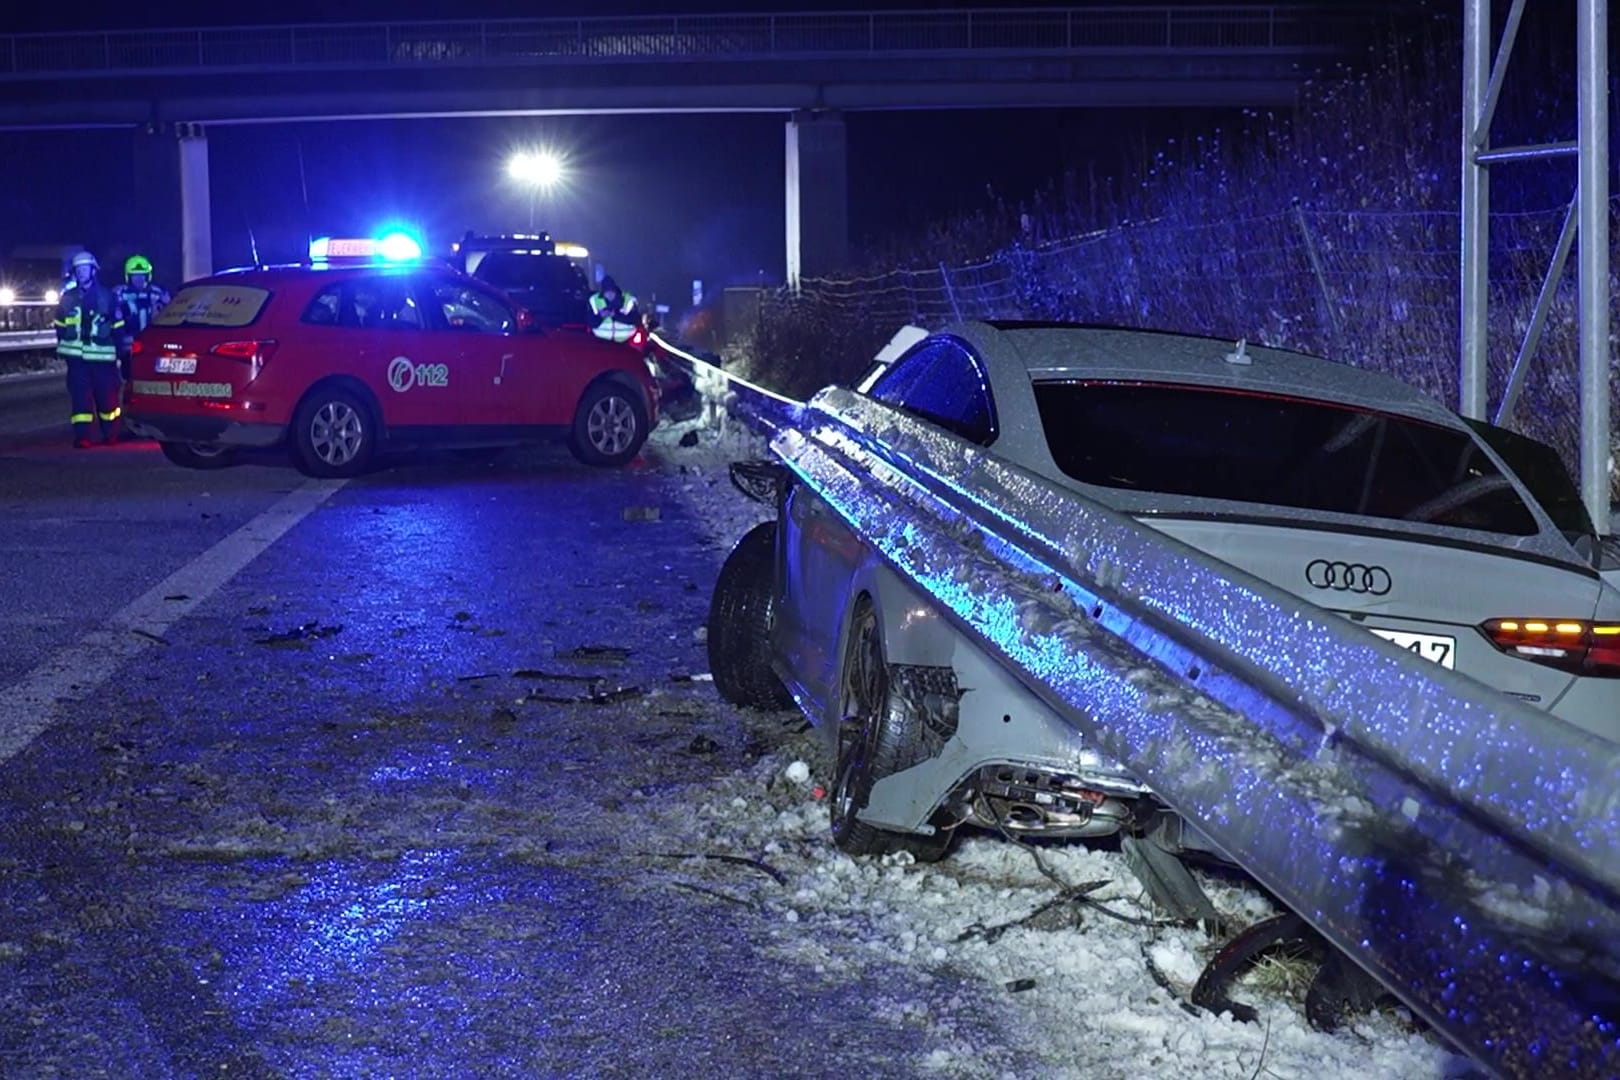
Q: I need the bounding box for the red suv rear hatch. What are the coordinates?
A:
[127,282,277,412]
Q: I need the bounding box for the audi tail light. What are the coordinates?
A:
[210,339,278,382]
[1480,618,1620,677]
[130,339,145,356]
[210,339,277,361]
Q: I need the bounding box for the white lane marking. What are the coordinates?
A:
[0,478,348,765]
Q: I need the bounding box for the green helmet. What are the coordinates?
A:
[124,254,153,280]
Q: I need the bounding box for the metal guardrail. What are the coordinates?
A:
[0,329,56,353]
[653,333,1620,1078]
[0,6,1367,78]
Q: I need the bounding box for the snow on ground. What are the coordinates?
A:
[644,408,1472,1079]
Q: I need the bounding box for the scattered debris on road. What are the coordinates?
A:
[557,644,631,663]
[253,621,343,647]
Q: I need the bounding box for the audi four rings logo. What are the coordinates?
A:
[1304,560,1392,595]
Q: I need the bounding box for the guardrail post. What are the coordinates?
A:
[939,262,962,320]
[967,11,974,49]
[769,15,776,52]
[1292,199,1341,343]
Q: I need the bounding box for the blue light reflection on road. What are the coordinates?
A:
[225,850,456,1009]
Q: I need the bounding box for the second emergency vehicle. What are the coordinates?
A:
[124,235,659,476]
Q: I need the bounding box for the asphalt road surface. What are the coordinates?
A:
[0,403,1038,1078]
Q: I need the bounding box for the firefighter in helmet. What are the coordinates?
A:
[54,251,126,448]
[588,275,641,344]
[115,253,171,380]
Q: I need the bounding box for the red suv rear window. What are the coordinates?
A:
[152,285,271,329]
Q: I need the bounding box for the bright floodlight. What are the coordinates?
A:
[0,287,14,306]
[507,150,565,188]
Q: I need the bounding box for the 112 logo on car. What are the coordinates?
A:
[387,356,450,393]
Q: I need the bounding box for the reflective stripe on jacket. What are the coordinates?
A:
[55,282,124,362]
[115,283,171,340]
[588,291,636,317]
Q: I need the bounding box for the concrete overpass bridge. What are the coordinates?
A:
[0,5,1377,284]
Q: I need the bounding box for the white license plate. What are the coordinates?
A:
[1369,628,1457,669]
[156,356,197,375]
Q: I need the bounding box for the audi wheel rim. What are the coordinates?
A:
[832,607,883,829]
[586,395,637,456]
[310,401,365,466]
[832,722,871,829]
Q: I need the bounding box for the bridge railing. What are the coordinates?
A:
[0,6,1370,77]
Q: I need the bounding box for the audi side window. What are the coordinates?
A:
[347,276,423,331]
[429,280,514,334]
[1035,381,1538,535]
[302,285,344,327]
[1464,418,1595,541]
[868,340,999,446]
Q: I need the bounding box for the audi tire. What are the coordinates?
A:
[708,522,795,710]
[292,387,375,479]
[159,441,236,471]
[830,597,951,863]
[569,380,648,467]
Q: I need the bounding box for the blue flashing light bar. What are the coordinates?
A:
[378,232,422,261]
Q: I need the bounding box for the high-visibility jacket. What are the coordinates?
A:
[114,282,171,351]
[55,281,124,363]
[589,290,639,343]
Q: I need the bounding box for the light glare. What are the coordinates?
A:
[507,150,565,188]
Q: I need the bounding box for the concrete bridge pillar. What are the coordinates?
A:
[133,122,212,288]
[785,110,848,289]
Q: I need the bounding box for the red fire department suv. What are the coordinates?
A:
[125,238,659,477]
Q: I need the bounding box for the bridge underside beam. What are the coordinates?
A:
[0,62,1303,129]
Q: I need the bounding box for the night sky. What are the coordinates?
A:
[0,1,1437,312]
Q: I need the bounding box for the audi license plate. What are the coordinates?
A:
[156,356,197,375]
[1369,628,1456,669]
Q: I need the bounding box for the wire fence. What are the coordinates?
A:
[749,199,1619,486]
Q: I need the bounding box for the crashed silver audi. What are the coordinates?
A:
[707,321,1620,877]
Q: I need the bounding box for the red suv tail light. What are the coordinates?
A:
[210,339,277,361]
[210,339,278,381]
[1480,618,1620,677]
[131,338,145,356]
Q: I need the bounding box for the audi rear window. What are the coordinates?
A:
[1035,381,1539,536]
[151,285,270,329]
